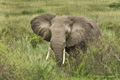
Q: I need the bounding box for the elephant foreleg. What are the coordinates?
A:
[46,47,51,60]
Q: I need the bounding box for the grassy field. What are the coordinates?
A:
[0,0,120,80]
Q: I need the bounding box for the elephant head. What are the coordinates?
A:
[31,14,101,68]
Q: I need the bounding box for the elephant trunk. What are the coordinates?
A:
[54,47,63,68]
[50,35,66,68]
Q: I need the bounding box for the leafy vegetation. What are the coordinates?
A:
[108,2,120,9]
[0,0,120,80]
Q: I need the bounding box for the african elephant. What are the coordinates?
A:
[30,13,102,68]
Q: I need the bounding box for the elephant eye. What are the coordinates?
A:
[65,30,69,36]
[65,25,71,35]
[66,30,68,34]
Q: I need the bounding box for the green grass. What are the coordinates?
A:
[0,0,120,80]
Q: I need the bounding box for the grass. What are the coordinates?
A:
[0,0,120,80]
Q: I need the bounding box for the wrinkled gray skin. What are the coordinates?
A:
[31,14,102,68]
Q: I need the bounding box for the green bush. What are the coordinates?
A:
[108,2,120,9]
[1,25,29,41]
[22,10,32,15]
[115,26,120,38]
[21,9,46,15]
[28,33,44,48]
[36,9,46,14]
[65,38,120,78]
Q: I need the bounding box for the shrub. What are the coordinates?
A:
[36,9,46,14]
[22,10,32,15]
[108,2,120,9]
[21,9,46,15]
[28,33,44,48]
[115,26,120,38]
[1,26,29,41]
[65,38,120,78]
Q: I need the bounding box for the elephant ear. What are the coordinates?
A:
[66,16,94,47]
[30,14,56,42]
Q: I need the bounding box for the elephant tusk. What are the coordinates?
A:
[62,49,65,64]
[46,47,51,60]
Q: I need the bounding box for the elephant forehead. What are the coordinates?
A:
[50,23,66,29]
[52,17,70,23]
[50,27,65,33]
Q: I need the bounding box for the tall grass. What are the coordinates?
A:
[0,0,120,80]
